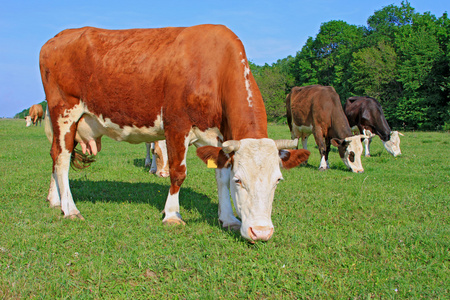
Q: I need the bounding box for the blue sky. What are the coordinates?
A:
[0,0,447,118]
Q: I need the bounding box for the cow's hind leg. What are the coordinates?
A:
[47,103,85,219]
[144,143,152,167]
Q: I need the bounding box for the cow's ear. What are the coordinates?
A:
[196,146,233,169]
[279,149,310,169]
[331,138,344,148]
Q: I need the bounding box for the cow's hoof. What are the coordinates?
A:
[49,203,61,209]
[65,213,85,220]
[163,218,186,226]
[318,167,328,171]
[365,154,371,157]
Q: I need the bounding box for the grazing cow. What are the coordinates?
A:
[25,104,44,127]
[145,142,169,177]
[344,96,403,157]
[286,85,367,173]
[40,25,310,242]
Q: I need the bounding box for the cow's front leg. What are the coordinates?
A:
[162,134,189,225]
[364,137,371,157]
[314,130,328,171]
[216,168,241,231]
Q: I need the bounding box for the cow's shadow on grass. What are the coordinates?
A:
[70,179,220,228]
[133,158,147,169]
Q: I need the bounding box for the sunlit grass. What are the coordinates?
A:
[0,119,449,298]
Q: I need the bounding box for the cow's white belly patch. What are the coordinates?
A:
[78,109,165,144]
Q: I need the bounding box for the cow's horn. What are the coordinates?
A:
[275,138,298,150]
[222,140,241,153]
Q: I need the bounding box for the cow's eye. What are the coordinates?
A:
[349,151,355,163]
[276,177,284,184]
[233,177,242,185]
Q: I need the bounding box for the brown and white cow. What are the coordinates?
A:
[286,85,367,173]
[345,96,403,157]
[25,104,44,127]
[40,25,310,242]
[145,142,169,177]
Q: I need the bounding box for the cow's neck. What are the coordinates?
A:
[331,117,353,140]
[220,68,268,141]
[374,117,391,141]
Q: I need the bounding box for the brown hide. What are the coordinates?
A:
[286,85,352,141]
[40,25,267,142]
[40,25,268,196]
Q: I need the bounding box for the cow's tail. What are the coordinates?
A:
[44,106,95,169]
[285,93,293,133]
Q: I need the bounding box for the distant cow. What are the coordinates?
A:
[145,142,169,177]
[40,25,310,242]
[286,85,367,173]
[344,96,403,157]
[25,104,44,127]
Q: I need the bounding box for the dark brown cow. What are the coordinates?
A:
[25,104,44,127]
[40,25,310,242]
[286,85,366,173]
[344,96,403,157]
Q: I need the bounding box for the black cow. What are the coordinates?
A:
[344,96,403,157]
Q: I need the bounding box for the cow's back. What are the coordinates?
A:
[29,104,43,118]
[40,25,260,137]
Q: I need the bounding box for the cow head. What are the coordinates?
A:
[150,141,170,177]
[383,131,404,157]
[25,116,33,127]
[331,135,367,173]
[196,138,310,242]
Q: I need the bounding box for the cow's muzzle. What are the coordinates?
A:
[248,226,274,242]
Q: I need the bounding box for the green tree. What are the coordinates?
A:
[292,20,364,100]
[251,59,295,123]
[395,12,448,129]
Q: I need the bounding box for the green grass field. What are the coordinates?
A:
[1,119,449,299]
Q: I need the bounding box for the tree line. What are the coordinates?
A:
[15,2,448,130]
[251,1,450,131]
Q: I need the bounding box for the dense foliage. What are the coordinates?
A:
[252,2,450,130]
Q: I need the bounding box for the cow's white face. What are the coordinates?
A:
[383,131,403,157]
[228,138,282,241]
[334,135,365,173]
[196,138,309,242]
[25,116,32,127]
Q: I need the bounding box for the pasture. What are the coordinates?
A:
[0,119,449,299]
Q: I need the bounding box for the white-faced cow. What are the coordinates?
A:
[145,142,169,177]
[286,85,367,173]
[344,96,403,157]
[25,104,44,127]
[40,25,310,242]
